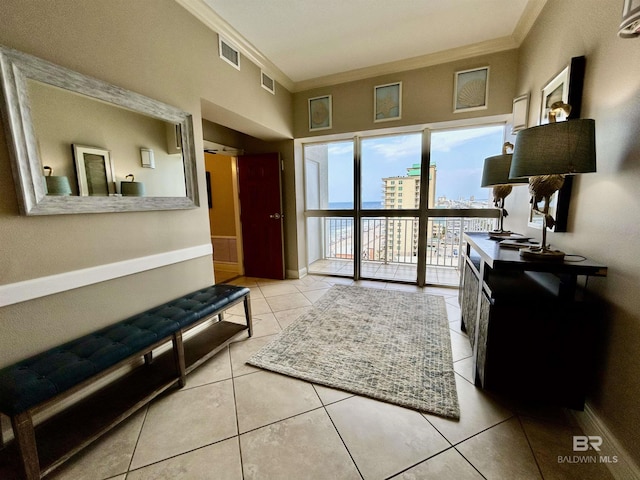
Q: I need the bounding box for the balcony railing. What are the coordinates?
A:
[323,216,496,267]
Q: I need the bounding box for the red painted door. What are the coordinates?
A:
[237,153,285,279]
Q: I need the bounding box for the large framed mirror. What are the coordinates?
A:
[0,44,199,215]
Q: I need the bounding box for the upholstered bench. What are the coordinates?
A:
[0,284,252,480]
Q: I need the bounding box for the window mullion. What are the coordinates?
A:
[416,129,431,286]
[354,136,361,280]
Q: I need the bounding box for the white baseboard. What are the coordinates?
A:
[571,403,640,479]
[0,244,213,307]
[286,267,307,279]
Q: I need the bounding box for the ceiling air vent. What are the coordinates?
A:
[261,71,275,94]
[218,35,240,70]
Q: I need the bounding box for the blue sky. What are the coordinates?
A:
[327,125,505,204]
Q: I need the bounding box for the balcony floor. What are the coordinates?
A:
[309,259,461,287]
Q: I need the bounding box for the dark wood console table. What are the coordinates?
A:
[459,232,607,409]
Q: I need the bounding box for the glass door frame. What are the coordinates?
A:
[302,120,506,286]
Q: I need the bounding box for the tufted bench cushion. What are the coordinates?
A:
[0,284,250,417]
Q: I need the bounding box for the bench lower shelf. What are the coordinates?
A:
[0,319,249,479]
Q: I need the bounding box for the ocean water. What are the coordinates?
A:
[328,201,382,209]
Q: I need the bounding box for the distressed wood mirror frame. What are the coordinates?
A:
[0,45,199,215]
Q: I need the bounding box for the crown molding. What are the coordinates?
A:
[293,36,519,93]
[177,0,546,94]
[175,0,294,92]
[513,0,548,44]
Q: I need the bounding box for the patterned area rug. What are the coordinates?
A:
[248,285,460,419]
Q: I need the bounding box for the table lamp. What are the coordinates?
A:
[619,0,640,37]
[509,117,596,260]
[120,174,145,196]
[43,166,71,196]
[481,142,529,236]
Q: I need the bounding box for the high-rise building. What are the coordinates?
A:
[382,164,436,262]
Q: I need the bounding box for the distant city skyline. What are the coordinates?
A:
[327,125,505,204]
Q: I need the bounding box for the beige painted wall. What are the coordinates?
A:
[29,80,186,197]
[508,0,640,464]
[293,50,518,138]
[4,1,638,467]
[0,0,292,366]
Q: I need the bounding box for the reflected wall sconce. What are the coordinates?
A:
[481,142,528,235]
[510,118,596,260]
[43,166,71,196]
[619,0,640,37]
[140,148,155,168]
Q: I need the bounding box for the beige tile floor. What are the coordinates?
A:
[45,275,614,480]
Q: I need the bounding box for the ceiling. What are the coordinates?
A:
[179,0,547,92]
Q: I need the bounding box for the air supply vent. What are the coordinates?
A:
[203,140,244,156]
[218,35,240,70]
[261,71,275,94]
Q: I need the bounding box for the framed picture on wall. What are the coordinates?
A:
[374,82,402,122]
[511,93,529,133]
[454,66,489,113]
[540,67,569,124]
[308,95,332,131]
[539,56,586,124]
[72,144,116,196]
[531,56,585,232]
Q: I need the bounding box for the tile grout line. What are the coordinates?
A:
[383,446,457,480]
[230,367,246,480]
[313,386,365,480]
[235,404,327,437]
[516,414,546,479]
[382,412,457,479]
[452,445,490,480]
[124,435,240,477]
[123,402,151,479]
[123,376,241,476]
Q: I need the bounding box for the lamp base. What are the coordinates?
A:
[519,246,565,261]
[488,229,514,236]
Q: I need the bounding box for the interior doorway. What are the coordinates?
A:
[204,152,243,282]
[237,153,285,279]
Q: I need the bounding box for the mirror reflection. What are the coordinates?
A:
[28,79,187,198]
[0,44,198,215]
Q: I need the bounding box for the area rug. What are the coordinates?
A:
[247,285,460,419]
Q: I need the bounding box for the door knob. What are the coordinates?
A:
[269,213,281,219]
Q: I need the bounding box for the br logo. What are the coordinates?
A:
[573,436,603,452]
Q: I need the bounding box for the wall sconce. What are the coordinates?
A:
[480,142,528,235]
[619,0,640,37]
[140,148,155,168]
[43,166,71,196]
[509,118,596,260]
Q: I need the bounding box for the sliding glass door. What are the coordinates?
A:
[305,141,355,277]
[304,124,505,286]
[360,134,422,281]
[424,126,505,286]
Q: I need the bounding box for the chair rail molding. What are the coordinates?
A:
[0,244,213,307]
